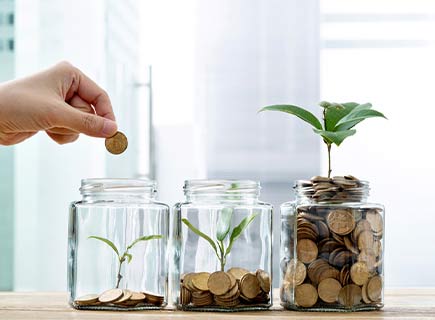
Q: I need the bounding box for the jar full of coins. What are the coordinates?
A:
[172,180,273,311]
[68,179,169,310]
[280,176,384,311]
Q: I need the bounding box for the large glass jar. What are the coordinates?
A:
[172,180,273,312]
[280,176,384,312]
[68,179,169,310]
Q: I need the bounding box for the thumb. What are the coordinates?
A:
[57,105,118,138]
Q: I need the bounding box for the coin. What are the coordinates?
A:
[366,210,383,234]
[284,259,306,286]
[256,269,271,293]
[227,267,250,281]
[350,262,369,285]
[180,285,192,305]
[295,283,318,307]
[327,209,355,235]
[114,289,133,304]
[183,273,197,292]
[192,272,210,292]
[98,288,123,303]
[357,230,374,250]
[367,275,382,301]
[144,292,165,305]
[240,273,261,299]
[318,278,342,303]
[105,131,128,155]
[296,239,318,264]
[207,271,231,295]
[338,284,362,307]
[129,291,146,302]
[362,282,371,304]
[74,293,99,306]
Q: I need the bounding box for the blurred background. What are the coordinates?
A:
[1,0,435,291]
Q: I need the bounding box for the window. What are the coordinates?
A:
[0,13,3,25]
[0,40,3,52]
[7,39,13,51]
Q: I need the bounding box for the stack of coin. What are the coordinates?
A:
[180,268,271,308]
[281,176,384,310]
[296,175,366,203]
[74,288,164,308]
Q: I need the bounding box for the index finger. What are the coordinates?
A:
[74,68,116,121]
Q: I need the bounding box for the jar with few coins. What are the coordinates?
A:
[68,179,169,310]
[172,180,273,311]
[280,176,385,311]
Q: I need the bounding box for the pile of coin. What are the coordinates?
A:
[180,268,271,308]
[74,288,164,309]
[296,175,366,202]
[281,176,384,310]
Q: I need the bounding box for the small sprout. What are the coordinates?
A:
[259,101,386,177]
[182,209,258,271]
[89,234,162,288]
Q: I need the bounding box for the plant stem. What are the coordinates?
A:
[327,143,332,178]
[219,240,225,271]
[115,258,123,288]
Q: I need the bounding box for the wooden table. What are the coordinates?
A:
[0,289,434,319]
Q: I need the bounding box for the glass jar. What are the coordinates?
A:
[68,179,169,310]
[280,176,384,312]
[172,180,273,312]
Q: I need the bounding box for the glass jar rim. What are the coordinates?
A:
[184,179,260,196]
[80,178,157,195]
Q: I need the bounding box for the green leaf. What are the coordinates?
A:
[125,253,133,263]
[126,235,162,250]
[88,236,120,259]
[259,105,323,130]
[182,218,219,258]
[216,208,233,241]
[324,102,360,131]
[334,109,387,131]
[313,129,356,146]
[224,212,258,257]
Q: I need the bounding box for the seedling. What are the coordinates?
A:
[182,209,258,271]
[89,234,162,288]
[259,101,386,177]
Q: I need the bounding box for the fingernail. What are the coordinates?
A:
[102,119,118,137]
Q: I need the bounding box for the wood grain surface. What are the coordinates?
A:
[0,288,434,319]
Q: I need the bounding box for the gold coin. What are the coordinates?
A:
[366,210,383,234]
[144,291,165,305]
[350,262,369,286]
[227,267,250,281]
[182,273,196,291]
[338,284,362,307]
[129,291,146,302]
[297,239,318,264]
[362,282,371,304]
[358,230,374,250]
[191,272,211,292]
[240,273,261,299]
[98,288,123,303]
[180,285,192,305]
[207,271,231,295]
[358,249,377,271]
[74,293,99,306]
[318,278,342,303]
[367,276,382,302]
[256,269,271,293]
[285,259,307,286]
[295,283,318,307]
[105,131,128,155]
[113,289,133,304]
[327,209,355,236]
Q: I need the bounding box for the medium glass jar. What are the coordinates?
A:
[280,176,384,312]
[172,180,273,312]
[68,179,169,310]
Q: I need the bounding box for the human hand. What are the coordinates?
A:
[0,61,118,145]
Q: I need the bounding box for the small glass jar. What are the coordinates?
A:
[172,180,273,312]
[280,176,384,312]
[68,179,169,310]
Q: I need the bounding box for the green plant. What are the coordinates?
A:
[258,101,386,177]
[89,234,162,288]
[182,209,258,271]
